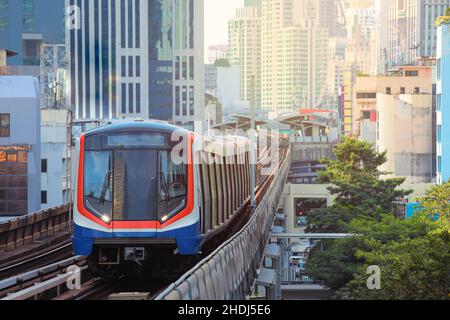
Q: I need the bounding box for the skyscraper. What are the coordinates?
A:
[261,0,329,114]
[388,0,450,67]
[67,0,204,128]
[228,6,261,108]
[0,0,66,66]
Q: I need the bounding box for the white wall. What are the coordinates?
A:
[216,66,241,113]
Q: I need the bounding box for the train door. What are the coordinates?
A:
[112,149,158,237]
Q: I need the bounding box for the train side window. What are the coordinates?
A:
[246,152,250,198]
[201,151,212,232]
[232,155,238,210]
[222,156,230,221]
[220,156,228,222]
[215,155,224,226]
[208,153,218,229]
[227,156,236,214]
[236,154,242,206]
[197,152,206,233]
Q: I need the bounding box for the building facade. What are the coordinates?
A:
[388,0,450,67]
[261,0,329,115]
[228,6,261,108]
[0,76,41,216]
[67,0,204,128]
[0,0,65,66]
[436,19,450,184]
[41,109,71,210]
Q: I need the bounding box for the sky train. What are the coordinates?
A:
[72,121,282,276]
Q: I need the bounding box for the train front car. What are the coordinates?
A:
[72,122,199,276]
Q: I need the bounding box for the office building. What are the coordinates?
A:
[388,0,450,67]
[0,0,65,66]
[67,0,204,128]
[41,109,71,210]
[228,6,261,108]
[0,76,41,216]
[261,0,328,115]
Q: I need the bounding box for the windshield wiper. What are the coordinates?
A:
[99,170,112,205]
[159,171,172,205]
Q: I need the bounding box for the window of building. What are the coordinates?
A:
[437,94,441,111]
[189,86,195,116]
[405,70,419,77]
[189,56,194,80]
[361,111,371,119]
[22,0,33,12]
[121,56,126,77]
[128,56,133,77]
[22,15,34,32]
[438,125,442,143]
[414,87,420,94]
[136,83,141,114]
[41,190,47,204]
[437,59,441,80]
[400,87,406,94]
[0,0,8,10]
[438,156,442,173]
[0,15,8,30]
[41,159,47,173]
[175,86,180,116]
[0,146,29,215]
[0,114,10,137]
[386,87,391,95]
[356,92,376,99]
[136,56,141,77]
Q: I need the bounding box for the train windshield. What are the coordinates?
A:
[83,135,187,224]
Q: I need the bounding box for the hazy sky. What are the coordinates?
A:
[204,0,243,56]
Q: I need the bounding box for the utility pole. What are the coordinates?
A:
[250,74,256,208]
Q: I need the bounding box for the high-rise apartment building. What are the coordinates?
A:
[261,0,328,115]
[228,6,261,108]
[388,0,450,67]
[345,0,378,75]
[67,0,204,128]
[0,0,65,66]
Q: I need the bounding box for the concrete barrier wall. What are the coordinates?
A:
[0,204,71,253]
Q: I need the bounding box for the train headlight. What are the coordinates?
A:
[161,215,169,222]
[101,214,111,224]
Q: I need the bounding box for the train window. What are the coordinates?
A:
[201,151,211,232]
[84,151,113,223]
[198,153,207,233]
[208,153,218,228]
[232,156,238,210]
[221,156,229,221]
[157,151,188,222]
[227,157,233,216]
[236,154,242,206]
[245,152,250,198]
[113,150,158,221]
[105,134,166,148]
[215,155,224,226]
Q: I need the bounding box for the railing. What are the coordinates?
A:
[0,204,71,253]
[155,150,291,300]
[280,268,319,285]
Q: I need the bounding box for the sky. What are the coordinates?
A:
[204,0,243,58]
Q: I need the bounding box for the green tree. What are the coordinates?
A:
[306,138,411,233]
[417,182,450,228]
[335,227,450,300]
